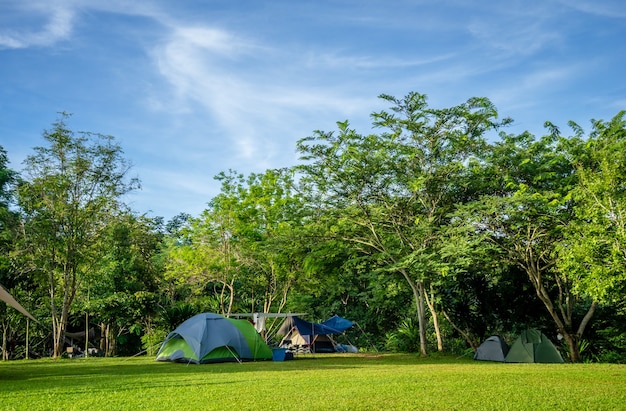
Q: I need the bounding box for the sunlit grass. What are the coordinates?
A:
[1,354,624,410]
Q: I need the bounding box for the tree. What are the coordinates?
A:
[224,168,305,315]
[0,145,22,359]
[558,112,626,304]
[462,129,596,362]
[164,168,304,318]
[16,114,139,358]
[0,145,19,285]
[296,92,509,355]
[86,212,163,356]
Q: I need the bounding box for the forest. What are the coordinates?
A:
[1,92,624,363]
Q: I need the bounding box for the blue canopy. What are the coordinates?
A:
[321,315,354,333]
[288,315,354,336]
[292,316,340,336]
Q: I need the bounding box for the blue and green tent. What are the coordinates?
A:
[156,313,272,364]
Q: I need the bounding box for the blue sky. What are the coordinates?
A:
[1,0,625,221]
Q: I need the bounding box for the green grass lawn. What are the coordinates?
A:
[1,353,624,410]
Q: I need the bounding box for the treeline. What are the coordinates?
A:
[0,93,624,362]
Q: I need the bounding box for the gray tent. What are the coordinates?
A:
[474,335,510,362]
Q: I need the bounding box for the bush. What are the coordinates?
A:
[385,318,421,352]
[141,327,169,356]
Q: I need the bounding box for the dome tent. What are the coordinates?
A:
[505,329,564,363]
[156,313,272,364]
[474,336,510,362]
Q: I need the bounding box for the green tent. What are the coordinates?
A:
[505,329,564,363]
[156,313,273,364]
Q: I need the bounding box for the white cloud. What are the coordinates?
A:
[309,51,457,70]
[467,16,562,58]
[557,0,626,18]
[487,66,577,109]
[150,21,380,165]
[0,4,74,48]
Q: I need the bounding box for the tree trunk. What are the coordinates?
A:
[2,323,7,361]
[108,325,116,356]
[51,297,71,358]
[227,279,235,316]
[398,268,428,356]
[442,309,479,351]
[563,332,581,362]
[562,301,597,362]
[416,281,427,356]
[425,283,443,351]
[526,265,597,363]
[100,322,107,352]
[50,273,59,359]
[84,311,89,357]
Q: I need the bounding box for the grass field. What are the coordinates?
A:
[1,353,624,410]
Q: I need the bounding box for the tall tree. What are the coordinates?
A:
[224,168,305,315]
[0,146,19,281]
[462,129,596,362]
[0,145,22,359]
[296,92,509,354]
[557,112,626,304]
[164,168,304,317]
[87,212,163,356]
[16,114,139,358]
[163,170,250,315]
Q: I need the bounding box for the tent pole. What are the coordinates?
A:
[226,345,242,364]
[26,318,29,360]
[85,311,89,358]
[356,322,378,352]
[85,288,89,358]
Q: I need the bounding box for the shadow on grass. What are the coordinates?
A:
[0,352,480,398]
[0,352,468,385]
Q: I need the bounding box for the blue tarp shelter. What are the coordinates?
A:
[321,315,354,333]
[278,315,355,353]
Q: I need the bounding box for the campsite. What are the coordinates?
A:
[1,314,623,410]
[1,354,624,410]
[2,3,626,409]
[1,90,625,365]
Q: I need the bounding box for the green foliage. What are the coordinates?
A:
[582,302,626,364]
[14,113,141,356]
[557,112,626,304]
[385,318,422,352]
[456,127,600,361]
[141,326,168,357]
[3,94,626,362]
[296,92,510,355]
[162,167,306,316]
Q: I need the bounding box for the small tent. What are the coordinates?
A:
[156,313,272,364]
[277,316,318,353]
[278,315,354,353]
[505,329,564,363]
[474,336,510,362]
